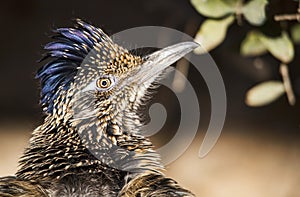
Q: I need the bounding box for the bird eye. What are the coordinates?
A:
[81,76,116,92]
[96,77,114,90]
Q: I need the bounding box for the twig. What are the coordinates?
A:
[274,0,300,22]
[172,58,190,92]
[235,0,244,26]
[274,14,300,22]
[280,63,296,105]
[172,18,197,92]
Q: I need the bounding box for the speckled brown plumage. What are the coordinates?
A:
[0,19,197,196]
[0,176,47,197]
[119,173,195,197]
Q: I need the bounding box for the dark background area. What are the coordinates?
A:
[0,0,299,196]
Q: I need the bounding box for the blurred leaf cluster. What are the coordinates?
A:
[191,0,300,107]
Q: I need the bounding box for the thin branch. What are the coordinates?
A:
[274,14,300,22]
[235,0,244,26]
[172,18,197,92]
[280,63,296,106]
[274,0,300,22]
[172,58,190,92]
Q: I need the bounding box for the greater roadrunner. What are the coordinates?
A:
[0,19,197,197]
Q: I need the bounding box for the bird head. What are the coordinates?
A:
[36,19,197,171]
[37,19,197,131]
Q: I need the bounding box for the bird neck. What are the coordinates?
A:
[17,91,163,182]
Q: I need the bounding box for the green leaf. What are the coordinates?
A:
[242,0,268,25]
[259,32,294,63]
[245,81,285,107]
[240,31,267,56]
[191,0,237,18]
[194,15,235,54]
[291,24,300,44]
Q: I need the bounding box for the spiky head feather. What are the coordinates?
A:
[36,19,142,114]
[37,19,101,113]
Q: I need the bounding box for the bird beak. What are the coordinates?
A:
[130,41,199,84]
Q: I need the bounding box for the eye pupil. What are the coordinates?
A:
[101,81,107,86]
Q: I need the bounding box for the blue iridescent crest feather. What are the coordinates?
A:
[36,19,110,113]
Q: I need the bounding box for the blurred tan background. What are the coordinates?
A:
[1,124,300,196]
[1,0,300,196]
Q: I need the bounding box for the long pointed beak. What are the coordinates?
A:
[133,41,199,83]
